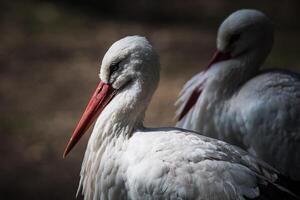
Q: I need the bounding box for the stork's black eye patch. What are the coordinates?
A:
[229,33,241,44]
[110,61,121,75]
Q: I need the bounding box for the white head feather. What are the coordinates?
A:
[217,9,274,65]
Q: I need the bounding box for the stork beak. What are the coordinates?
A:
[177,50,231,121]
[63,81,117,158]
[205,50,231,71]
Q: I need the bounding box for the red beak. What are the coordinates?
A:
[205,50,231,71]
[178,50,231,121]
[63,81,117,158]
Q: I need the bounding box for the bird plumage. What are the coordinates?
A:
[176,9,300,182]
[64,36,298,200]
[80,128,298,200]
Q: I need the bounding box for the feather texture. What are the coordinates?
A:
[175,10,300,183]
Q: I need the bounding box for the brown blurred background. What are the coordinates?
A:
[1,0,300,199]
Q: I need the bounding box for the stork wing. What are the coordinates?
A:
[175,71,206,125]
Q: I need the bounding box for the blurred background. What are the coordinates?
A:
[1,0,300,199]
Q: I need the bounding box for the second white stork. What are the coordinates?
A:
[64,36,297,200]
[176,9,300,183]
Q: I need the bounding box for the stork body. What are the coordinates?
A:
[81,127,292,200]
[176,9,300,181]
[64,36,297,200]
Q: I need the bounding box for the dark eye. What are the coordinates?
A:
[110,61,121,75]
[229,33,241,44]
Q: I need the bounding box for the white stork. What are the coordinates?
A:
[176,9,300,183]
[64,36,297,200]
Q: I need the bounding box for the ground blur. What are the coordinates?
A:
[1,0,300,199]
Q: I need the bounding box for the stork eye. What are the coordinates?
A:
[110,61,121,75]
[229,33,241,44]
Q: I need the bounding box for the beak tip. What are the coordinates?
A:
[63,142,72,159]
[63,143,72,159]
[62,152,67,159]
[63,150,68,159]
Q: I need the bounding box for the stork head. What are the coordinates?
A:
[63,36,159,157]
[100,36,159,90]
[217,9,274,60]
[204,9,274,72]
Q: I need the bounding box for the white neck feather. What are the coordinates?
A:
[206,45,270,100]
[77,77,157,199]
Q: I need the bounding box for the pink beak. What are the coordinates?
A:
[205,50,231,71]
[63,81,117,158]
[178,50,231,121]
